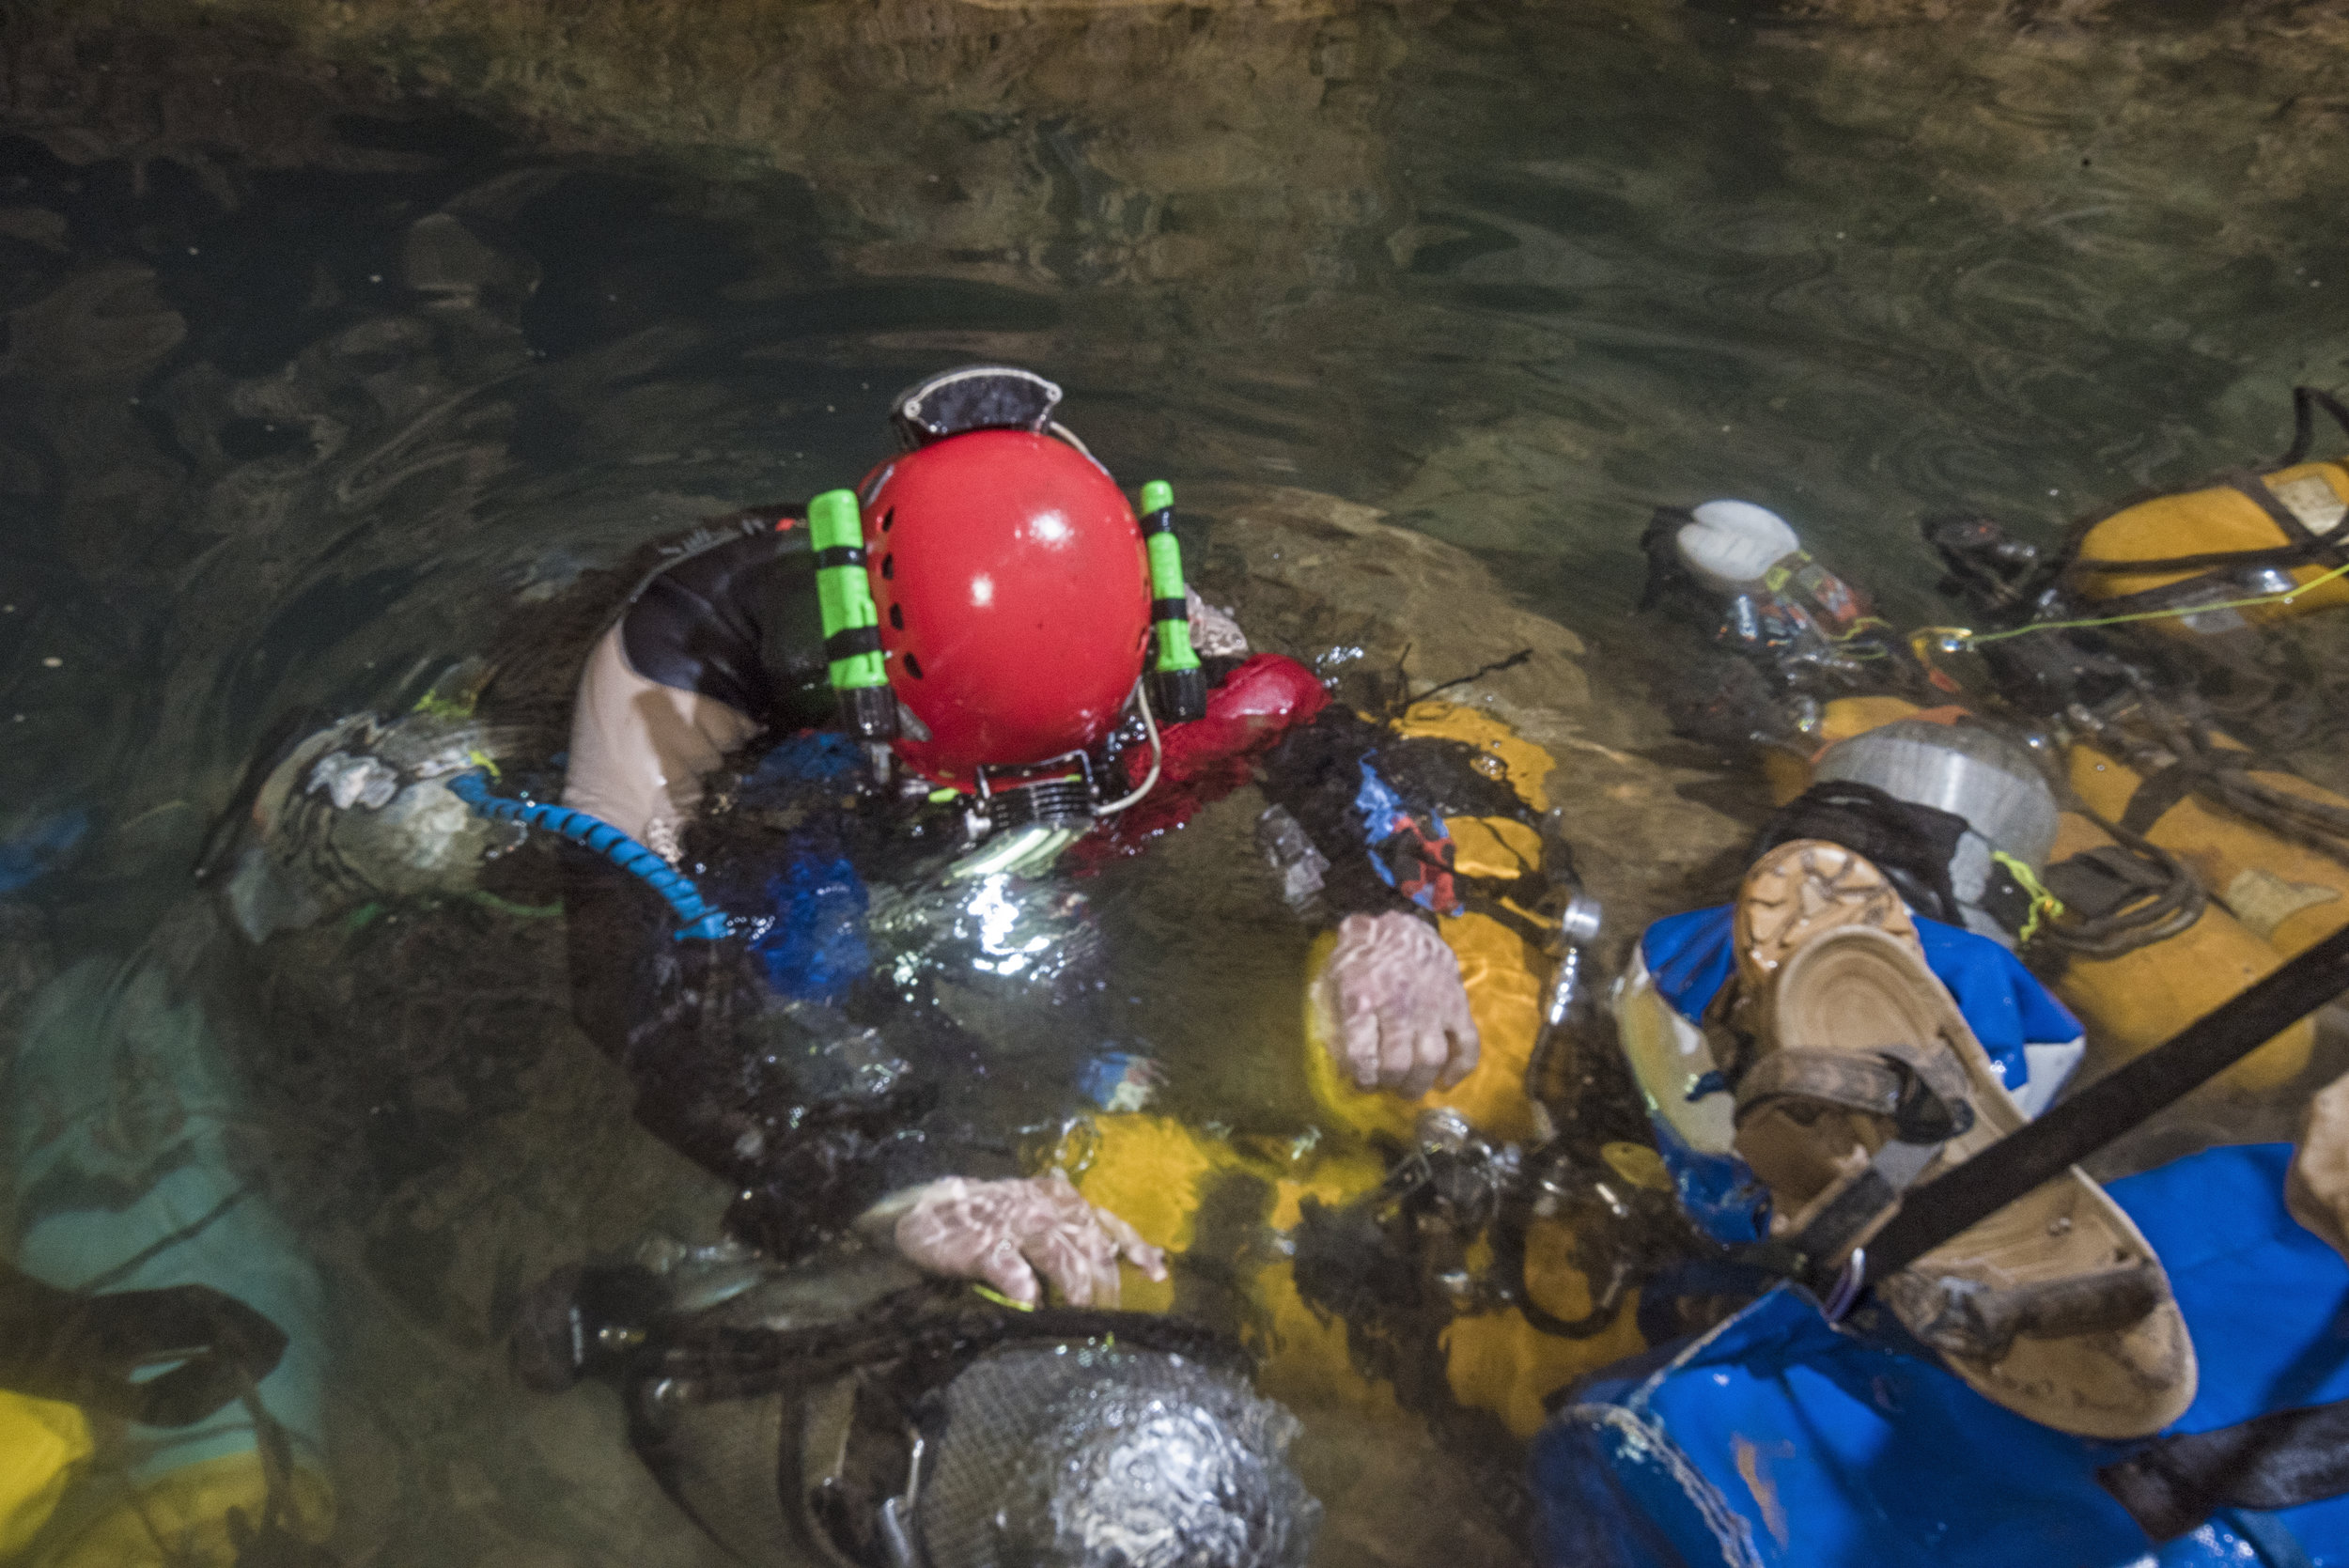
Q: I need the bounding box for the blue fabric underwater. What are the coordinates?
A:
[748,846,869,1002]
[1534,1143,2349,1568]
[1352,758,1454,911]
[736,732,875,1002]
[1639,905,2082,1094]
[0,809,87,894]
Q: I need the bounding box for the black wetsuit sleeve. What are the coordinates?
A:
[619,518,838,733]
[560,846,977,1257]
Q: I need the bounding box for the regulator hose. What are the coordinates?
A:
[443,770,731,941]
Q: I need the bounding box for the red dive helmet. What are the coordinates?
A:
[863,428,1150,781]
[809,365,1206,799]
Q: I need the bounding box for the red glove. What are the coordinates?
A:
[1143,652,1330,789]
[1084,655,1329,859]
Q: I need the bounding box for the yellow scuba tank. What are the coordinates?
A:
[1066,1111,1408,1422]
[2068,739,2349,960]
[1073,702,1647,1437]
[0,1392,90,1559]
[2038,811,2316,1095]
[2065,459,2349,633]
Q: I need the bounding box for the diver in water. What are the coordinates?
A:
[542,364,1514,1306]
[483,365,1579,1566]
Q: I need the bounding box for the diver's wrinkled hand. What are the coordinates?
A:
[2289,1069,2349,1259]
[894,1171,1167,1309]
[1319,910,1480,1098]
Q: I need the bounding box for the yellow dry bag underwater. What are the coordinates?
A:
[4,950,334,1566]
[2061,384,2349,634]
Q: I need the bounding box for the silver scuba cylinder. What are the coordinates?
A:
[1812,718,2059,947]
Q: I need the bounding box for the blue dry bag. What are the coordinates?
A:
[1535,1142,2349,1568]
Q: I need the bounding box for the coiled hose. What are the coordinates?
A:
[2038,808,2206,961]
[443,770,731,940]
[2120,698,2349,870]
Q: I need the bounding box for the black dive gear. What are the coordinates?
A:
[887,365,1066,451]
[0,1265,288,1428]
[520,1261,1314,1568]
[1639,505,1901,690]
[620,510,839,733]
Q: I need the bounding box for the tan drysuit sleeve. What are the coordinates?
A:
[559,623,761,861]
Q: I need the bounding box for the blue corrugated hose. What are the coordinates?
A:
[443,770,730,941]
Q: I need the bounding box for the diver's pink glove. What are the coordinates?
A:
[894,1171,1167,1308]
[1319,910,1480,1098]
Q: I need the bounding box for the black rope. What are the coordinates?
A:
[2280,384,2349,469]
[1414,647,1534,706]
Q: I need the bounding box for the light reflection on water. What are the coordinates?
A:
[2,2,2346,1562]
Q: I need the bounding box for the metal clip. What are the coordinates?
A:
[1818,1248,1867,1324]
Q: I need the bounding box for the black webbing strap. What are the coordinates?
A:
[2281,385,2349,468]
[1844,921,2349,1294]
[2119,759,2211,838]
[822,627,883,662]
[2042,845,2173,922]
[1781,1139,1943,1275]
[2069,534,2347,584]
[2100,1398,2349,1542]
[2225,470,2349,570]
[0,1266,289,1428]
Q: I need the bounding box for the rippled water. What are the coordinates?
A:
[3,2,2346,1563]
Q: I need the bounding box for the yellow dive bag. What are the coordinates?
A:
[2062,387,2349,634]
[0,1393,90,1559]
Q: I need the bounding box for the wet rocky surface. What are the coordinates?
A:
[1191,483,1758,952]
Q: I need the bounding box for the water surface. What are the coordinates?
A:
[3,2,2345,1562]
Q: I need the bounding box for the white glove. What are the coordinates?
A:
[1318,910,1480,1098]
[893,1171,1167,1308]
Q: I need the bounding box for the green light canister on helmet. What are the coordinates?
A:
[1139,480,1208,722]
[809,488,898,743]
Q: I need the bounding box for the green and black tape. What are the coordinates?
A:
[1139,479,1208,722]
[809,489,898,742]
